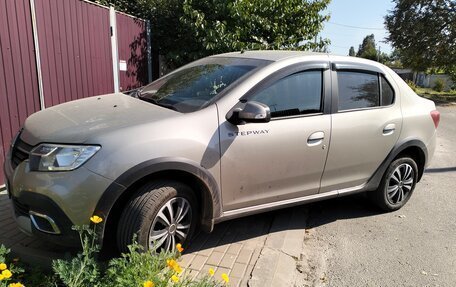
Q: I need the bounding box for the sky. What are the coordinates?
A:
[319,0,395,56]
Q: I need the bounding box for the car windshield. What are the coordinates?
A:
[138,57,270,112]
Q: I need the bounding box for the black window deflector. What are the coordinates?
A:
[331,62,384,75]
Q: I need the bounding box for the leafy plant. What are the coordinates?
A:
[385,0,456,74]
[92,0,331,73]
[51,215,230,287]
[405,79,417,92]
[433,78,445,92]
[0,245,25,287]
[52,216,103,287]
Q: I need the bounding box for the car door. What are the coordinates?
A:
[320,61,402,193]
[218,63,332,211]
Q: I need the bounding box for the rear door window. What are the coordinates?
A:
[337,71,379,111]
[337,71,395,111]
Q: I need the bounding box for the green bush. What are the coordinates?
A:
[1,215,232,287]
[405,79,417,92]
[433,78,445,92]
[0,245,24,287]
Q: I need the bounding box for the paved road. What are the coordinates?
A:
[302,106,456,287]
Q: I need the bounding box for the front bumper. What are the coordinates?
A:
[4,153,116,247]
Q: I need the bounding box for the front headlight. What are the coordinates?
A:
[29,144,100,171]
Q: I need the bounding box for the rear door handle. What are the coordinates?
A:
[307,131,325,146]
[383,123,396,136]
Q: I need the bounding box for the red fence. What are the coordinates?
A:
[0,0,41,183]
[35,0,115,107]
[0,0,150,184]
[116,13,148,91]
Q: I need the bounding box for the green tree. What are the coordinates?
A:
[349,46,356,56]
[356,34,378,60]
[92,0,199,77]
[182,0,330,54]
[92,0,331,75]
[385,0,456,79]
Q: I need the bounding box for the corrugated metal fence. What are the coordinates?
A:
[0,0,151,185]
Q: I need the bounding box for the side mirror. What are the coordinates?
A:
[227,101,271,125]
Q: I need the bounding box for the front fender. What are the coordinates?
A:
[93,157,221,241]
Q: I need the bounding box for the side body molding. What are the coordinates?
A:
[94,157,222,239]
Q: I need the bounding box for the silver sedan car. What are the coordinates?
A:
[4,51,439,252]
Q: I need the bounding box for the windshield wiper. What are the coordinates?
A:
[138,96,178,111]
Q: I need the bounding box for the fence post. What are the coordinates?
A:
[109,7,120,93]
[146,20,152,83]
[29,0,45,109]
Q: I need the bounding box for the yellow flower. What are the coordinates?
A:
[171,275,179,283]
[0,274,4,280]
[0,263,6,271]
[208,268,215,276]
[9,283,24,287]
[176,243,184,253]
[2,269,12,279]
[221,273,229,283]
[90,215,103,224]
[167,259,177,268]
[143,280,154,287]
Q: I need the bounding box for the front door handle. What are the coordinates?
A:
[307,131,325,146]
[383,123,396,136]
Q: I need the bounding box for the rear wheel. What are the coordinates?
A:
[116,181,198,253]
[369,157,418,211]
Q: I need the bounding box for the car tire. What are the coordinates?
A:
[369,157,418,211]
[116,180,198,253]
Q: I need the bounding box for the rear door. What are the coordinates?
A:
[320,61,402,192]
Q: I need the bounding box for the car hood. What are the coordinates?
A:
[21,93,177,145]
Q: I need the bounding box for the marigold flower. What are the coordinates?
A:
[208,268,215,276]
[167,259,179,269]
[143,280,154,287]
[2,269,12,279]
[0,263,6,271]
[173,263,182,274]
[9,283,24,287]
[176,243,184,253]
[221,273,229,283]
[171,275,179,283]
[166,259,182,273]
[0,274,4,280]
[90,215,103,224]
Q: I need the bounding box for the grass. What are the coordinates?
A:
[415,87,456,105]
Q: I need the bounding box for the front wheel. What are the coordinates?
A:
[116,181,198,253]
[369,157,418,211]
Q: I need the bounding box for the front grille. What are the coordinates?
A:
[12,197,30,217]
[11,138,33,169]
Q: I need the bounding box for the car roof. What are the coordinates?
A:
[212,50,387,74]
[211,50,329,61]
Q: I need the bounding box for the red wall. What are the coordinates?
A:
[0,0,41,183]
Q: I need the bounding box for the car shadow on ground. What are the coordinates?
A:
[183,193,383,254]
[0,190,383,262]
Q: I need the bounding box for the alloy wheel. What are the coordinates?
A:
[387,163,415,205]
[148,197,192,251]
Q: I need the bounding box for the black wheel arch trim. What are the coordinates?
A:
[94,157,221,242]
[366,138,428,191]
